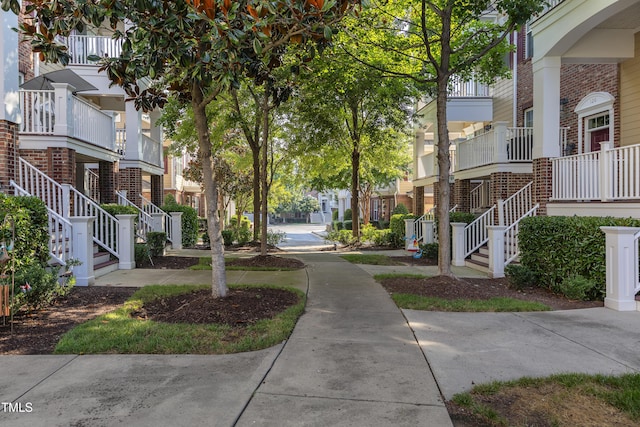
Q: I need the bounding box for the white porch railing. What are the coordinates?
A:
[141,134,163,166]
[116,191,153,241]
[85,168,100,201]
[470,181,490,211]
[116,129,126,156]
[418,147,456,180]
[503,204,539,266]
[11,181,73,266]
[462,206,496,258]
[19,87,116,151]
[448,76,490,97]
[551,142,640,201]
[140,194,174,244]
[65,34,123,65]
[456,128,500,171]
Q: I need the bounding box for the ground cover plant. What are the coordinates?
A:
[339,254,405,266]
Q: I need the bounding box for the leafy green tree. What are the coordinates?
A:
[288,42,417,241]
[8,0,359,297]
[347,0,546,275]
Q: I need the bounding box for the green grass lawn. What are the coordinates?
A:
[391,293,551,312]
[190,257,299,271]
[339,254,404,266]
[54,284,305,354]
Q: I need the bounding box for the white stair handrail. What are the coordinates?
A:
[116,191,153,240]
[464,205,496,257]
[140,194,174,244]
[498,181,533,226]
[11,180,73,266]
[70,188,119,258]
[503,204,539,266]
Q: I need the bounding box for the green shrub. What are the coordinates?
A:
[505,264,538,290]
[0,194,49,267]
[332,221,343,231]
[162,202,198,247]
[326,229,355,245]
[100,204,138,217]
[553,274,598,301]
[230,215,251,245]
[519,216,640,300]
[267,229,287,246]
[449,212,476,224]
[202,231,210,247]
[343,220,353,230]
[10,262,75,312]
[392,203,409,215]
[332,210,339,221]
[134,243,150,267]
[146,232,166,257]
[419,242,439,260]
[221,229,233,246]
[377,220,390,230]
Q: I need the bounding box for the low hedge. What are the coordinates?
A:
[162,202,198,247]
[519,215,640,300]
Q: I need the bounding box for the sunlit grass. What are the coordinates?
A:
[340,254,404,265]
[452,373,640,425]
[54,284,305,354]
[391,293,551,312]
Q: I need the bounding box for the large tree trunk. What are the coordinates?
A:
[260,90,270,256]
[252,148,261,241]
[192,88,227,298]
[351,145,361,241]
[436,75,453,277]
[359,183,372,226]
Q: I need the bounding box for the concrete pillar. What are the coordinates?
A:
[421,220,435,244]
[404,218,415,250]
[51,83,74,136]
[494,121,509,163]
[171,212,183,250]
[600,227,640,311]
[599,142,612,202]
[487,226,508,278]
[151,212,164,233]
[68,217,95,286]
[451,222,467,266]
[116,214,136,270]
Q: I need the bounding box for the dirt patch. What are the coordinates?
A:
[226,254,305,270]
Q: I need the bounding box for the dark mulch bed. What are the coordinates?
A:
[0,287,137,354]
[378,275,603,311]
[136,287,300,325]
[137,256,201,269]
[226,254,305,269]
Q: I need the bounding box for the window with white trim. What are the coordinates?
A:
[524,108,533,128]
[525,22,533,59]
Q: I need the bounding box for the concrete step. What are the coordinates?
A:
[94,259,119,278]
[465,257,489,274]
[93,250,111,266]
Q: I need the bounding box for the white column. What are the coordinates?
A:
[69,216,95,286]
[404,218,415,250]
[533,56,562,159]
[171,212,183,250]
[151,212,164,232]
[61,184,72,218]
[600,227,640,311]
[487,226,508,278]
[116,214,136,270]
[52,83,74,136]
[124,101,142,160]
[421,220,434,244]
[451,222,467,266]
[1,9,20,124]
[493,121,509,163]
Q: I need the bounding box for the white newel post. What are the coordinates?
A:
[151,212,165,232]
[600,227,640,311]
[599,142,612,202]
[487,226,508,278]
[61,184,72,218]
[493,121,509,163]
[451,222,467,266]
[404,218,414,250]
[51,83,74,136]
[170,212,183,250]
[116,214,136,270]
[69,217,95,286]
[421,220,435,244]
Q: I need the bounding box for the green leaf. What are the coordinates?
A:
[323,26,333,41]
[253,38,262,55]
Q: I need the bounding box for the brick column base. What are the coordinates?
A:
[151,174,163,207]
[533,158,552,216]
[100,161,119,204]
[0,120,18,193]
[118,167,141,206]
[413,186,424,216]
[453,179,471,213]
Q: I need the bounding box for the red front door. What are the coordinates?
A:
[590,128,609,152]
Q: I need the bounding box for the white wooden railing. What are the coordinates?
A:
[457,128,498,170]
[503,204,539,265]
[16,157,120,258]
[11,181,73,266]
[470,181,490,211]
[116,191,153,241]
[140,194,174,244]
[65,34,123,65]
[448,76,490,97]
[418,147,456,179]
[463,206,496,257]
[141,134,162,166]
[85,168,100,202]
[551,142,640,201]
[498,182,534,227]
[19,87,116,151]
[115,129,126,156]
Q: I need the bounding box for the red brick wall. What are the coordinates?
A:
[118,167,141,206]
[150,174,163,207]
[19,149,48,173]
[0,121,18,193]
[99,161,119,204]
[533,159,553,216]
[413,186,424,216]
[517,61,619,151]
[47,147,75,185]
[453,179,471,213]
[18,4,35,81]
